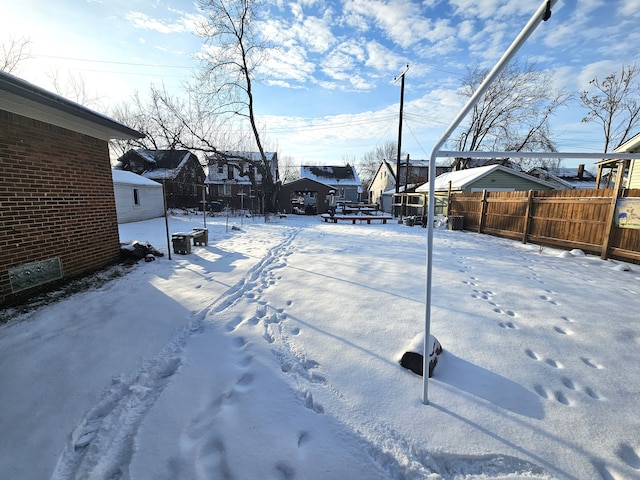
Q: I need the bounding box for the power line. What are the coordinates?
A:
[33,53,194,69]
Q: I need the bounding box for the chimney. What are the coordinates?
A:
[577,164,584,180]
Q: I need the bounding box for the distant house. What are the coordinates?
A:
[300,165,362,203]
[369,159,450,212]
[527,164,596,190]
[277,178,333,214]
[205,151,279,213]
[112,170,164,223]
[114,149,205,208]
[0,70,143,306]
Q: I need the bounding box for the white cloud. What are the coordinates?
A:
[124,11,191,34]
[449,0,534,21]
[342,0,451,48]
[364,41,405,72]
[321,39,366,82]
[620,0,640,17]
[293,16,335,53]
[576,60,624,92]
[262,45,316,83]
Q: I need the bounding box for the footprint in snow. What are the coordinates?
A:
[617,443,640,470]
[539,294,559,305]
[581,357,604,369]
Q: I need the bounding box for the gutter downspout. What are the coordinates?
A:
[422,0,558,405]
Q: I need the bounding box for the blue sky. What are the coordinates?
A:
[2,0,639,169]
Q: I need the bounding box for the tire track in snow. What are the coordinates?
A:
[50,228,302,480]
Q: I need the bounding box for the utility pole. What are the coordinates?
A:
[394,64,409,196]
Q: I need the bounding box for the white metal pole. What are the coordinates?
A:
[422,0,558,405]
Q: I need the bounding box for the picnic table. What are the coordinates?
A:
[320,214,393,224]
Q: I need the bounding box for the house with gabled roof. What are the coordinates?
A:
[527,164,596,190]
[394,164,557,217]
[369,159,451,212]
[300,165,362,203]
[277,177,333,215]
[114,149,205,208]
[205,151,279,212]
[416,164,557,196]
[0,70,143,306]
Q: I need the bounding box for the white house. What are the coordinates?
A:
[616,132,640,189]
[112,170,164,224]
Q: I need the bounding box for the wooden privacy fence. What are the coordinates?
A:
[448,188,640,263]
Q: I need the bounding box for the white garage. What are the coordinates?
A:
[112,169,165,224]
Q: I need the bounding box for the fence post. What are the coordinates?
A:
[478,189,488,233]
[522,190,534,244]
[601,163,626,260]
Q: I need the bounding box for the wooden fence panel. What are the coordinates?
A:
[447,188,640,264]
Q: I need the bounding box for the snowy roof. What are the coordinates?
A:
[0,70,143,141]
[416,164,556,192]
[112,169,162,187]
[528,167,596,190]
[300,165,361,186]
[116,149,196,181]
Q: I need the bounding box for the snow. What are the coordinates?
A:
[112,169,162,187]
[1,213,639,480]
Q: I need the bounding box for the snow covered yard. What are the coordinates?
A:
[1,212,639,479]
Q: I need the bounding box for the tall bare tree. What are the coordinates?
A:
[579,63,640,153]
[194,0,278,211]
[451,60,568,171]
[1,34,31,73]
[357,140,404,189]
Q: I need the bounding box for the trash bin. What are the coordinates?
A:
[172,233,192,254]
[448,216,464,231]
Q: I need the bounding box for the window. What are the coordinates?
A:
[133,188,140,205]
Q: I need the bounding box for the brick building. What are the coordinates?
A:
[0,71,143,306]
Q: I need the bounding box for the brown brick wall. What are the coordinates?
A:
[0,109,121,306]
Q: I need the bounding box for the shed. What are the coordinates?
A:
[277,178,333,214]
[0,70,143,306]
[112,170,164,223]
[300,165,362,203]
[416,164,556,196]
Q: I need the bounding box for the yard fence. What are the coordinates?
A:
[448,188,640,264]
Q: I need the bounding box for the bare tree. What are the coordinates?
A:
[451,60,568,171]
[357,140,403,189]
[1,34,32,73]
[47,69,103,107]
[279,155,299,184]
[193,0,278,211]
[579,63,640,153]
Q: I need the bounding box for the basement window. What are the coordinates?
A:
[133,188,140,205]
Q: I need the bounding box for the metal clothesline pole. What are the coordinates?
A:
[422,0,559,405]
